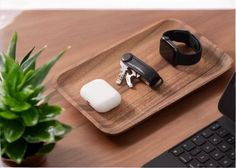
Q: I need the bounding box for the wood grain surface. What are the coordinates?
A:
[0,10,235,167]
[56,19,232,134]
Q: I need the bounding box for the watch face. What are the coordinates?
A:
[160,38,176,66]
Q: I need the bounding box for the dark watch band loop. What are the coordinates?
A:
[160,30,202,66]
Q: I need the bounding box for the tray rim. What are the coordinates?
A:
[54,18,184,84]
[54,18,233,134]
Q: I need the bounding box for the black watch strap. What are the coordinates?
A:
[163,30,202,65]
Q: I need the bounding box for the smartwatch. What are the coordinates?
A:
[160,30,202,66]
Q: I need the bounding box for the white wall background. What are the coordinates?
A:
[0,0,235,10]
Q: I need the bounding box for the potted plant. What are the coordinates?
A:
[0,32,71,166]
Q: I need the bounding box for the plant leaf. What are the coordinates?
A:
[6,138,27,164]
[0,136,8,156]
[10,102,31,112]
[55,123,71,138]
[0,111,18,119]
[6,32,17,60]
[17,70,34,90]
[23,120,71,143]
[54,123,71,141]
[4,57,23,91]
[27,86,44,105]
[3,95,31,112]
[4,120,25,143]
[20,46,35,65]
[26,47,69,86]
[21,46,46,72]
[2,55,15,75]
[0,52,5,72]
[18,85,35,100]
[31,93,45,105]
[39,103,61,122]
[2,56,23,98]
[1,146,6,156]
[0,118,6,127]
[21,107,39,126]
[36,143,55,155]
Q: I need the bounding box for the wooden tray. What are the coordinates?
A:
[55,19,232,134]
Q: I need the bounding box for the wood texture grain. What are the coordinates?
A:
[0,10,235,167]
[56,19,232,134]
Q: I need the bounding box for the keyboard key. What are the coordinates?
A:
[188,159,203,168]
[182,141,196,151]
[210,149,224,160]
[216,128,229,137]
[192,135,206,146]
[190,147,201,156]
[217,142,231,152]
[210,123,221,131]
[201,142,215,153]
[201,129,214,138]
[226,149,235,160]
[171,146,184,156]
[209,134,222,145]
[205,159,219,167]
[196,152,209,163]
[219,156,233,167]
[225,134,235,145]
[179,153,193,163]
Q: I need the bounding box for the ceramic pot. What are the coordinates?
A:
[2,155,46,167]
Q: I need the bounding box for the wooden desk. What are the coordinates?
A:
[0,10,235,167]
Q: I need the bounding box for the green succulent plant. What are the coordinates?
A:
[0,32,71,164]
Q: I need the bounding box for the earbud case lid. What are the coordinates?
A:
[80,79,121,113]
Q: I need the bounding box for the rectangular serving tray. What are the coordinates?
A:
[55,19,232,134]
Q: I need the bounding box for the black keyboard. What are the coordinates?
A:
[170,122,235,167]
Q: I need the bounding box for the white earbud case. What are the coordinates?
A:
[80,79,121,113]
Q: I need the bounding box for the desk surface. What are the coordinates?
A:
[0,10,235,167]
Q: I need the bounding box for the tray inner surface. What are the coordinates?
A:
[56,19,232,134]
